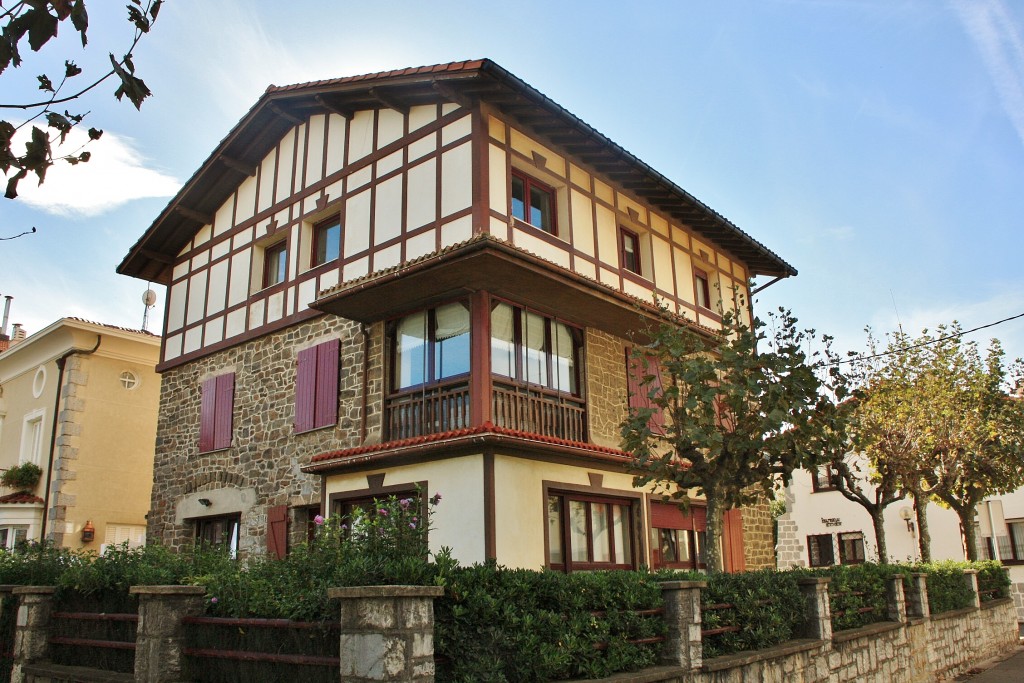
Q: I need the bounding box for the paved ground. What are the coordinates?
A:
[954,645,1024,682]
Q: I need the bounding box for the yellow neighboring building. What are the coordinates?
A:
[0,318,160,550]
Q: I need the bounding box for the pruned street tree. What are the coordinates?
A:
[621,305,851,573]
[0,0,161,199]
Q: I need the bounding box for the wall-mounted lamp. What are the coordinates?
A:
[198,498,212,507]
[80,520,95,543]
[898,506,916,534]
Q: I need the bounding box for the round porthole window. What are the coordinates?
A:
[31,366,46,398]
[120,371,140,390]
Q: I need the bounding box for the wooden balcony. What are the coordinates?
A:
[385,379,586,442]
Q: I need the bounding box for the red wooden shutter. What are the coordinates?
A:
[626,350,644,410]
[691,506,707,532]
[199,377,217,452]
[314,338,339,429]
[723,508,746,573]
[650,502,694,531]
[213,373,234,450]
[646,357,664,431]
[267,504,289,559]
[626,351,664,431]
[295,347,317,432]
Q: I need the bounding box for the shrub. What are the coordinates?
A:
[974,561,1011,602]
[912,560,980,613]
[816,563,909,632]
[0,462,41,490]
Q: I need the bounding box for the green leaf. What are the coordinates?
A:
[88,127,103,141]
[109,53,151,109]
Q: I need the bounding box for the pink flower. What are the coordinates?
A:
[378,509,389,516]
[409,523,416,529]
[313,514,325,526]
[210,597,218,604]
[430,493,442,506]
[399,498,411,510]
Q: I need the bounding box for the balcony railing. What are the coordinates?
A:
[384,379,586,442]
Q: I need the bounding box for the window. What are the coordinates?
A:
[694,269,712,310]
[547,492,634,572]
[0,526,28,550]
[838,532,865,564]
[295,339,340,433]
[262,240,288,288]
[511,171,556,234]
[195,515,240,557]
[649,502,706,570]
[620,227,641,275]
[811,464,841,492]
[119,371,139,390]
[103,524,146,551]
[1008,521,1024,561]
[32,366,46,398]
[491,301,580,395]
[312,217,341,267]
[392,302,471,391]
[20,410,44,465]
[199,373,234,452]
[807,534,835,567]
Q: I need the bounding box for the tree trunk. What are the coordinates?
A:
[704,492,725,574]
[959,502,980,561]
[871,509,888,564]
[913,491,932,563]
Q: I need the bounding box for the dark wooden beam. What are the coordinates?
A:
[369,87,409,114]
[138,248,175,265]
[219,155,257,177]
[267,102,302,125]
[432,80,475,110]
[314,95,355,120]
[175,206,214,225]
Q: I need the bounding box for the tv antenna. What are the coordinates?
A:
[141,287,157,332]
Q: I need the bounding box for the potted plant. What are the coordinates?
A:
[1,462,42,491]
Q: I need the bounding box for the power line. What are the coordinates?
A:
[820,311,1024,367]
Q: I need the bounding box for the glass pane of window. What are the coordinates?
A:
[547,496,563,565]
[434,302,470,380]
[1010,522,1024,559]
[569,500,589,563]
[695,272,709,309]
[677,529,692,564]
[0,529,8,549]
[264,243,287,287]
[522,311,548,387]
[622,231,639,274]
[511,175,526,222]
[490,303,515,379]
[13,527,26,546]
[314,220,341,266]
[530,185,554,232]
[659,529,678,563]
[591,503,610,563]
[395,311,427,389]
[612,504,631,565]
[551,322,576,394]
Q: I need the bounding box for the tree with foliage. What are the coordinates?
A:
[0,0,161,199]
[824,447,906,564]
[621,306,850,573]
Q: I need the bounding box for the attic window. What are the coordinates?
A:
[262,240,288,288]
[120,371,140,390]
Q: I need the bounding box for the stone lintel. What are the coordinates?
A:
[659,581,707,591]
[329,585,445,600]
[12,586,56,596]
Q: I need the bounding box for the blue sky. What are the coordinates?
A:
[1,0,1023,364]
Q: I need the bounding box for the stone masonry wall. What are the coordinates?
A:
[149,315,384,557]
[585,328,628,449]
[741,497,775,570]
[48,355,87,546]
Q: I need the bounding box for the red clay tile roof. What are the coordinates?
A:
[309,422,630,466]
[265,60,487,95]
[0,492,44,504]
[64,318,159,337]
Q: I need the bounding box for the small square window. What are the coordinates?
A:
[312,218,341,267]
[263,241,288,288]
[620,228,641,275]
[811,464,841,492]
[808,533,835,567]
[511,171,556,234]
[694,269,711,310]
[838,532,865,564]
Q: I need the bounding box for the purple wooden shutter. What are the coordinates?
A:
[213,373,234,450]
[646,357,665,431]
[314,338,340,429]
[626,351,664,432]
[626,350,644,411]
[295,347,317,432]
[199,377,217,452]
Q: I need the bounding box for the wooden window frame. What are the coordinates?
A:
[295,339,340,433]
[262,240,288,289]
[546,490,636,573]
[388,300,472,393]
[837,531,866,565]
[619,227,642,276]
[311,217,341,267]
[194,514,241,557]
[694,268,712,310]
[811,464,841,492]
[491,299,582,397]
[199,373,234,452]
[511,170,558,234]
[807,533,835,567]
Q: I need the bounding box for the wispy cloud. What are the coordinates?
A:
[8,127,179,217]
[952,0,1024,148]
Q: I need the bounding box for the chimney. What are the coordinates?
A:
[9,324,25,347]
[0,295,10,337]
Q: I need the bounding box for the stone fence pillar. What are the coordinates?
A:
[962,569,981,609]
[329,585,445,683]
[130,585,206,683]
[905,573,930,620]
[797,577,832,642]
[660,580,706,670]
[11,586,56,683]
[887,575,907,623]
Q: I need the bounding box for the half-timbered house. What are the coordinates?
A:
[119,60,795,569]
